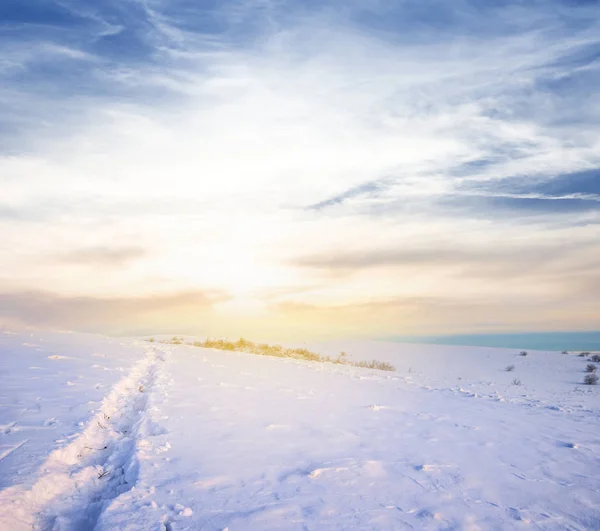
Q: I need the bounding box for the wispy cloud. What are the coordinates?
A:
[292,239,599,271]
[1,0,599,337]
[57,245,147,266]
[0,289,227,335]
[308,179,390,210]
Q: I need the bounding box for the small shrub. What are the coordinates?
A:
[519,351,528,357]
[147,338,155,342]
[561,350,568,355]
[584,373,598,385]
[580,352,591,357]
[354,360,396,371]
[505,364,515,372]
[511,378,522,386]
[336,352,348,364]
[590,354,600,363]
[585,364,597,373]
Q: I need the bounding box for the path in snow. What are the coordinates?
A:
[0,344,171,530]
[0,330,148,490]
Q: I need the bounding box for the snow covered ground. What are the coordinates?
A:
[0,327,599,530]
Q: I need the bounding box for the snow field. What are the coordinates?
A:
[0,328,599,530]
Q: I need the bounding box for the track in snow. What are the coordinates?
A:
[0,346,170,531]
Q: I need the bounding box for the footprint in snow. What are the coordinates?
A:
[507,507,522,521]
[407,508,448,523]
[1,421,17,434]
[414,508,434,519]
[559,441,578,449]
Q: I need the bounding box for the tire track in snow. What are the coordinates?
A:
[0,345,171,531]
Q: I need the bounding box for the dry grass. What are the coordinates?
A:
[161,337,396,372]
[353,360,396,371]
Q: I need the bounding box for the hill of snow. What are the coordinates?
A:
[0,328,598,530]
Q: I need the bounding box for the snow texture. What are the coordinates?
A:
[0,328,599,530]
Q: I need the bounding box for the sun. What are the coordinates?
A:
[158,241,288,301]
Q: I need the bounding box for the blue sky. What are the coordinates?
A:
[1,0,599,339]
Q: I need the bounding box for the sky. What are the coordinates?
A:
[1,0,599,340]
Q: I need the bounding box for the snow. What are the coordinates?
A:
[1,328,599,530]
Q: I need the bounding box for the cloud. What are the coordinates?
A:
[1,0,600,337]
[293,244,558,271]
[439,194,600,217]
[291,237,600,286]
[463,168,600,198]
[0,289,226,335]
[0,205,21,220]
[271,292,600,337]
[307,179,390,210]
[1,260,598,341]
[57,245,147,266]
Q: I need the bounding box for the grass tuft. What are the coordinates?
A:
[164,337,396,372]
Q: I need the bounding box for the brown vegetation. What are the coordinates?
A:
[159,337,396,372]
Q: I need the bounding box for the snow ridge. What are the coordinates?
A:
[0,345,170,530]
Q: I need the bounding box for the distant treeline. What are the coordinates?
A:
[151,336,395,372]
